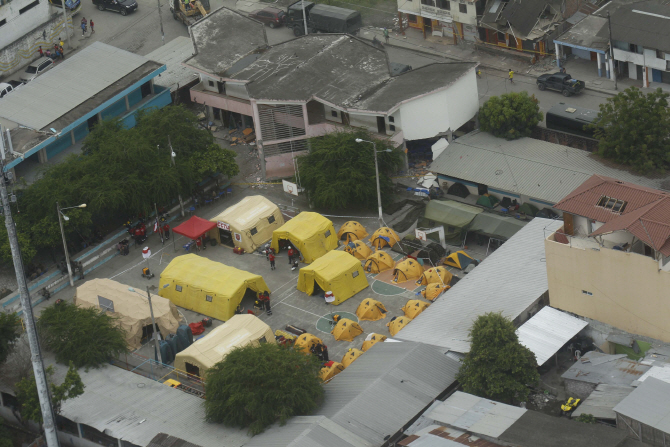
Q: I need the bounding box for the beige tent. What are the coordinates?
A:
[209,195,284,252]
[174,314,274,377]
[74,278,181,350]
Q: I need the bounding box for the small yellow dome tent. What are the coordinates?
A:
[331,318,364,342]
[270,212,338,264]
[364,251,395,273]
[341,348,363,368]
[421,283,450,301]
[402,300,431,319]
[387,316,413,336]
[297,251,368,305]
[320,362,345,381]
[361,333,387,352]
[344,240,372,260]
[443,250,477,270]
[417,266,453,286]
[356,298,387,321]
[393,258,424,283]
[294,333,323,355]
[337,221,368,243]
[370,227,400,249]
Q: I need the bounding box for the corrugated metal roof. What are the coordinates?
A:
[561,352,650,386]
[613,377,670,432]
[516,306,587,366]
[634,364,670,386]
[243,416,373,447]
[429,131,664,204]
[395,218,562,353]
[571,384,634,420]
[145,37,198,92]
[427,392,526,438]
[402,426,502,447]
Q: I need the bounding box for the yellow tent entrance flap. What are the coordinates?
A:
[331,318,364,342]
[341,348,363,368]
[402,299,430,319]
[393,258,424,283]
[337,221,368,243]
[320,362,345,381]
[294,333,323,355]
[364,251,395,273]
[270,212,338,264]
[370,227,400,249]
[158,254,270,321]
[417,266,453,286]
[361,333,387,352]
[421,283,450,301]
[387,316,413,336]
[344,240,373,260]
[297,251,368,305]
[356,298,388,321]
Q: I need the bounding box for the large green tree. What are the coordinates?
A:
[590,87,670,173]
[0,418,14,447]
[456,312,539,403]
[0,312,20,365]
[479,92,543,140]
[297,129,403,210]
[38,302,128,368]
[205,343,323,435]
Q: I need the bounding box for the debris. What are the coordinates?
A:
[196,112,206,120]
[242,128,253,136]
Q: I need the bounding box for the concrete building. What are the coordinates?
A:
[545,175,670,343]
[554,14,611,78]
[0,0,50,49]
[397,0,485,44]
[614,377,670,447]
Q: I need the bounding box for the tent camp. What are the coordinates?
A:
[337,221,368,243]
[361,333,387,352]
[331,318,363,342]
[356,298,387,321]
[344,240,372,260]
[402,300,430,319]
[297,251,368,305]
[208,196,284,252]
[364,251,395,273]
[173,216,216,241]
[447,182,469,198]
[74,279,181,350]
[271,212,338,263]
[443,250,477,270]
[370,227,401,249]
[519,202,539,217]
[421,200,482,244]
[466,213,527,241]
[320,362,345,381]
[416,266,452,286]
[295,333,323,354]
[387,316,412,336]
[421,283,450,301]
[159,254,270,321]
[341,348,363,368]
[476,194,500,208]
[393,258,424,283]
[173,314,274,377]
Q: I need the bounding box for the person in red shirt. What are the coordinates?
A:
[195,238,202,251]
[38,46,43,57]
[269,252,275,270]
[287,246,295,264]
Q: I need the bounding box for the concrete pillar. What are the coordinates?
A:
[643,66,649,87]
[125,95,130,110]
[70,130,75,145]
[302,103,309,130]
[597,52,604,77]
[556,44,562,68]
[609,58,616,83]
[38,148,48,163]
[150,79,155,95]
[628,62,636,80]
[77,423,83,438]
[97,112,102,123]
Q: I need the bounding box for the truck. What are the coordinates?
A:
[536,72,585,97]
[170,0,210,26]
[48,0,82,15]
[0,80,23,99]
[285,1,362,36]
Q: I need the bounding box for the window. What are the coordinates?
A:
[206,295,212,302]
[56,415,79,436]
[352,270,359,278]
[657,49,666,59]
[407,14,418,23]
[596,195,627,213]
[1,392,18,408]
[389,124,396,131]
[582,290,593,296]
[325,230,331,238]
[250,227,258,236]
[421,0,434,5]
[208,80,214,87]
[19,0,40,14]
[459,3,467,13]
[39,61,51,71]
[0,19,6,27]
[388,116,395,123]
[436,0,450,9]
[140,81,152,98]
[175,285,182,292]
[258,336,267,344]
[268,215,275,224]
[331,110,338,117]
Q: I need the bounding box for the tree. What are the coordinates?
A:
[38,302,128,368]
[456,312,539,403]
[575,413,596,424]
[590,87,670,173]
[0,418,14,447]
[0,312,20,365]
[204,343,323,435]
[479,92,543,140]
[297,129,403,210]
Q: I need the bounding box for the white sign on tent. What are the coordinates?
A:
[282,180,299,196]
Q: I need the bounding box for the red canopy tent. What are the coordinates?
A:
[173,216,216,240]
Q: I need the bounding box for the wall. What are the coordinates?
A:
[190,84,253,116]
[324,105,342,124]
[225,82,248,100]
[0,0,50,48]
[349,113,379,133]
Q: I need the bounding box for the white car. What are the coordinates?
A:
[19,57,55,83]
[0,80,22,98]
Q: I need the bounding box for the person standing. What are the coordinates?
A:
[81,17,87,36]
[269,252,275,270]
[38,46,44,57]
[508,69,514,84]
[383,27,389,44]
[89,19,95,34]
[59,38,64,49]
[287,246,295,264]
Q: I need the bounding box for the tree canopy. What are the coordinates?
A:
[456,312,539,403]
[204,343,323,435]
[590,87,670,173]
[0,312,20,365]
[297,129,403,210]
[38,302,128,368]
[479,92,543,140]
[0,418,13,447]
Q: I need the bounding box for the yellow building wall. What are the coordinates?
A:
[545,236,670,343]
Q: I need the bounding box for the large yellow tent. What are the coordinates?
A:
[331,318,363,342]
[337,221,368,243]
[159,254,270,321]
[74,278,181,350]
[270,212,338,263]
[370,227,401,249]
[387,316,413,336]
[393,258,424,283]
[421,283,450,301]
[364,251,395,273]
[174,315,274,377]
[344,240,372,260]
[402,300,431,319]
[416,266,453,286]
[209,195,284,252]
[356,298,387,321]
[361,333,386,352]
[297,251,368,305]
[341,348,363,368]
[295,333,323,354]
[320,362,345,381]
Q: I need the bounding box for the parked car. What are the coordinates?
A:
[249,7,285,28]
[92,0,138,15]
[0,81,23,99]
[19,57,54,83]
[285,1,362,36]
[537,72,585,97]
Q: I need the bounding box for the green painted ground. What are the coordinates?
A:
[316,311,359,334]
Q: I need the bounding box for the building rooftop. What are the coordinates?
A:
[146,36,198,92]
[561,351,650,386]
[554,14,609,52]
[596,0,670,53]
[501,0,547,36]
[614,377,670,433]
[571,384,634,420]
[399,425,504,447]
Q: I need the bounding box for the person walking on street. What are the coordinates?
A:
[269,252,275,270]
[81,17,87,36]
[508,69,514,84]
[38,46,43,57]
[383,27,389,44]
[89,19,95,34]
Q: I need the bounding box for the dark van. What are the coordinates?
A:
[285,1,362,36]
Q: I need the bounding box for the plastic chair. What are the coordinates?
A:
[188,206,196,216]
[205,198,212,206]
[226,187,233,197]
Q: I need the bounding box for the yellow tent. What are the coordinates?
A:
[337,221,368,243]
[393,258,424,283]
[364,251,395,273]
[320,362,345,381]
[421,283,451,301]
[74,278,181,350]
[270,212,338,264]
[402,299,430,319]
[356,298,387,321]
[344,240,372,260]
[159,254,270,321]
[295,333,323,355]
[297,251,368,305]
[174,315,274,377]
[361,333,387,352]
[387,316,413,336]
[209,195,284,252]
[370,227,401,249]
[417,266,453,286]
[341,348,363,368]
[443,250,477,270]
[331,318,363,342]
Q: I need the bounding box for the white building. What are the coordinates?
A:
[0,0,50,50]
[397,0,484,43]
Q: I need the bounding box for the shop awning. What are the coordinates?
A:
[424,200,482,229]
[173,216,216,240]
[468,212,528,240]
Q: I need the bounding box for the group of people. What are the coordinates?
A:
[38,40,65,60]
[255,291,272,316]
[80,17,95,37]
[265,245,301,271]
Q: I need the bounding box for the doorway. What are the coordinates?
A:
[477,184,488,195]
[87,114,99,132]
[218,228,234,247]
[376,116,386,134]
[185,362,201,377]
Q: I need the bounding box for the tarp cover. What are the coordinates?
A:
[424,200,482,228]
[174,314,274,375]
[468,213,528,240]
[159,254,269,321]
[209,195,284,252]
[173,216,217,240]
[297,251,368,305]
[271,212,338,263]
[74,278,181,350]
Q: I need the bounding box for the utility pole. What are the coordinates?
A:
[301,0,308,35]
[61,0,72,49]
[0,176,60,447]
[168,136,185,217]
[57,202,75,287]
[156,0,165,45]
[607,11,617,90]
[146,286,163,364]
[355,139,384,227]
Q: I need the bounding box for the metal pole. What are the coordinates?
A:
[607,11,617,90]
[372,142,383,227]
[57,202,75,287]
[156,0,165,45]
[146,286,163,364]
[61,0,72,49]
[1,180,60,447]
[168,136,185,217]
[301,0,308,35]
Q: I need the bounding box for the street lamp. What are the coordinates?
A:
[355,138,392,226]
[57,202,86,287]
